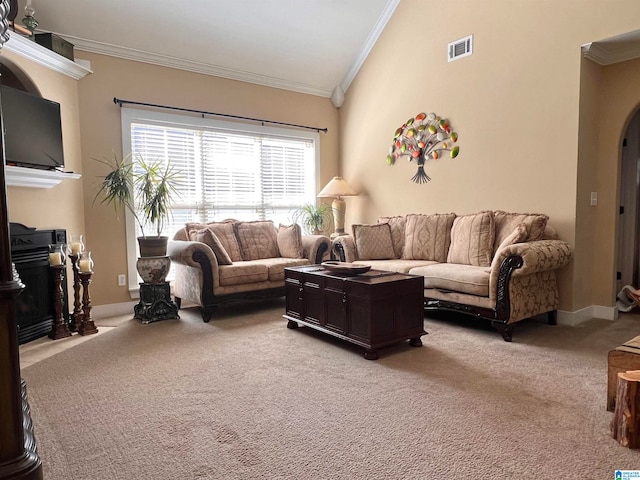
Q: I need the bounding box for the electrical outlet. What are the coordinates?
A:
[118,274,126,286]
[590,192,598,206]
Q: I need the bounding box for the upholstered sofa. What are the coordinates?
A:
[333,211,573,341]
[168,220,330,322]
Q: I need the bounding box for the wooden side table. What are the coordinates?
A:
[608,335,640,411]
[134,282,179,324]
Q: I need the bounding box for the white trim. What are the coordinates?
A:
[4,32,92,80]
[92,301,138,319]
[5,165,81,188]
[557,304,618,325]
[338,0,400,95]
[57,34,332,98]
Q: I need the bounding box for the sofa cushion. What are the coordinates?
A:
[493,211,549,254]
[189,228,233,265]
[277,224,304,259]
[218,262,269,286]
[377,215,406,259]
[244,257,310,281]
[403,213,456,262]
[352,259,438,274]
[186,221,243,262]
[447,211,494,267]
[352,223,395,260]
[234,220,280,261]
[409,263,490,297]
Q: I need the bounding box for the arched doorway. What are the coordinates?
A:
[617,109,640,292]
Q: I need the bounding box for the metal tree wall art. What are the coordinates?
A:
[386,112,460,184]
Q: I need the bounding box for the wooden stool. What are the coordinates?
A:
[608,336,640,411]
[612,370,640,448]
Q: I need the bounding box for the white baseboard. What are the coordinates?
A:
[92,301,138,319]
[557,305,618,326]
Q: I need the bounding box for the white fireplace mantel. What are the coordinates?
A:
[5,166,81,188]
[4,31,92,80]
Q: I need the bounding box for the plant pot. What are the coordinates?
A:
[138,236,168,257]
[136,255,171,284]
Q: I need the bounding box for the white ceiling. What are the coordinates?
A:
[26,0,399,104]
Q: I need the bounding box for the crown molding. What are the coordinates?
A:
[57,34,334,98]
[338,0,400,94]
[4,31,92,80]
[583,38,640,66]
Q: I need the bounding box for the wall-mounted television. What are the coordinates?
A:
[0,86,64,170]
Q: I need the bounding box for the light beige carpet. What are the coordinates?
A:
[20,300,640,479]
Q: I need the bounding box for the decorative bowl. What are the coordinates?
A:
[321,261,371,275]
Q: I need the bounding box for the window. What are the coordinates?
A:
[121,108,319,294]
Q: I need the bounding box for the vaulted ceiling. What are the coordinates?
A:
[25,0,399,105]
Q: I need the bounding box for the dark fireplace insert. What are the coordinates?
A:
[10,222,69,344]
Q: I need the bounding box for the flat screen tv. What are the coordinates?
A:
[0,85,64,170]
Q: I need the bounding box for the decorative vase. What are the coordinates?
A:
[137,236,168,257]
[136,255,171,284]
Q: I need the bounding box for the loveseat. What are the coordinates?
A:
[333,211,573,341]
[168,220,330,322]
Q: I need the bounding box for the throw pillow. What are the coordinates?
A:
[403,213,456,262]
[377,215,406,259]
[277,224,304,259]
[352,223,395,260]
[186,220,243,262]
[189,228,233,265]
[447,211,495,267]
[490,222,528,270]
[493,211,549,254]
[234,220,280,261]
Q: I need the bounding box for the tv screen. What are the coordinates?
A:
[0,86,64,170]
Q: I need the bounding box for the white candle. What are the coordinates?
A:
[49,252,62,266]
[70,242,82,254]
[78,259,92,272]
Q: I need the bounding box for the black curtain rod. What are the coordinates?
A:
[113,97,328,133]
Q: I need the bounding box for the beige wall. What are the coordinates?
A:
[339,0,640,312]
[76,53,339,305]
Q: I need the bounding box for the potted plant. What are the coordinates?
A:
[94,152,180,257]
[292,202,332,235]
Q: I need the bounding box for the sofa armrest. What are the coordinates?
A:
[489,239,573,309]
[301,234,331,264]
[333,235,357,262]
[168,240,221,307]
[492,239,573,277]
[168,239,219,269]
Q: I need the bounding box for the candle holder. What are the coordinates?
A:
[77,251,93,274]
[48,264,71,340]
[21,4,37,40]
[78,271,98,336]
[67,252,83,332]
[48,243,65,267]
[69,234,85,256]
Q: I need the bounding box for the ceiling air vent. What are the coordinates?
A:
[448,35,473,62]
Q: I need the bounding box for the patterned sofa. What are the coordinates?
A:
[333,211,573,341]
[168,220,330,322]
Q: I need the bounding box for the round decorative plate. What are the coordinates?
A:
[321,261,371,275]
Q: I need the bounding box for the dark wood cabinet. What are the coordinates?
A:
[284,266,426,359]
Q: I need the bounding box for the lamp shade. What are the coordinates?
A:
[317,176,357,199]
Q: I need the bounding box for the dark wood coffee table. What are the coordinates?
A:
[284,265,426,359]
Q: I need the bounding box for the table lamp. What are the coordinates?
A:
[317,176,357,239]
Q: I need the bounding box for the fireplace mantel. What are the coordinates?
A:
[6,165,81,188]
[4,31,92,80]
